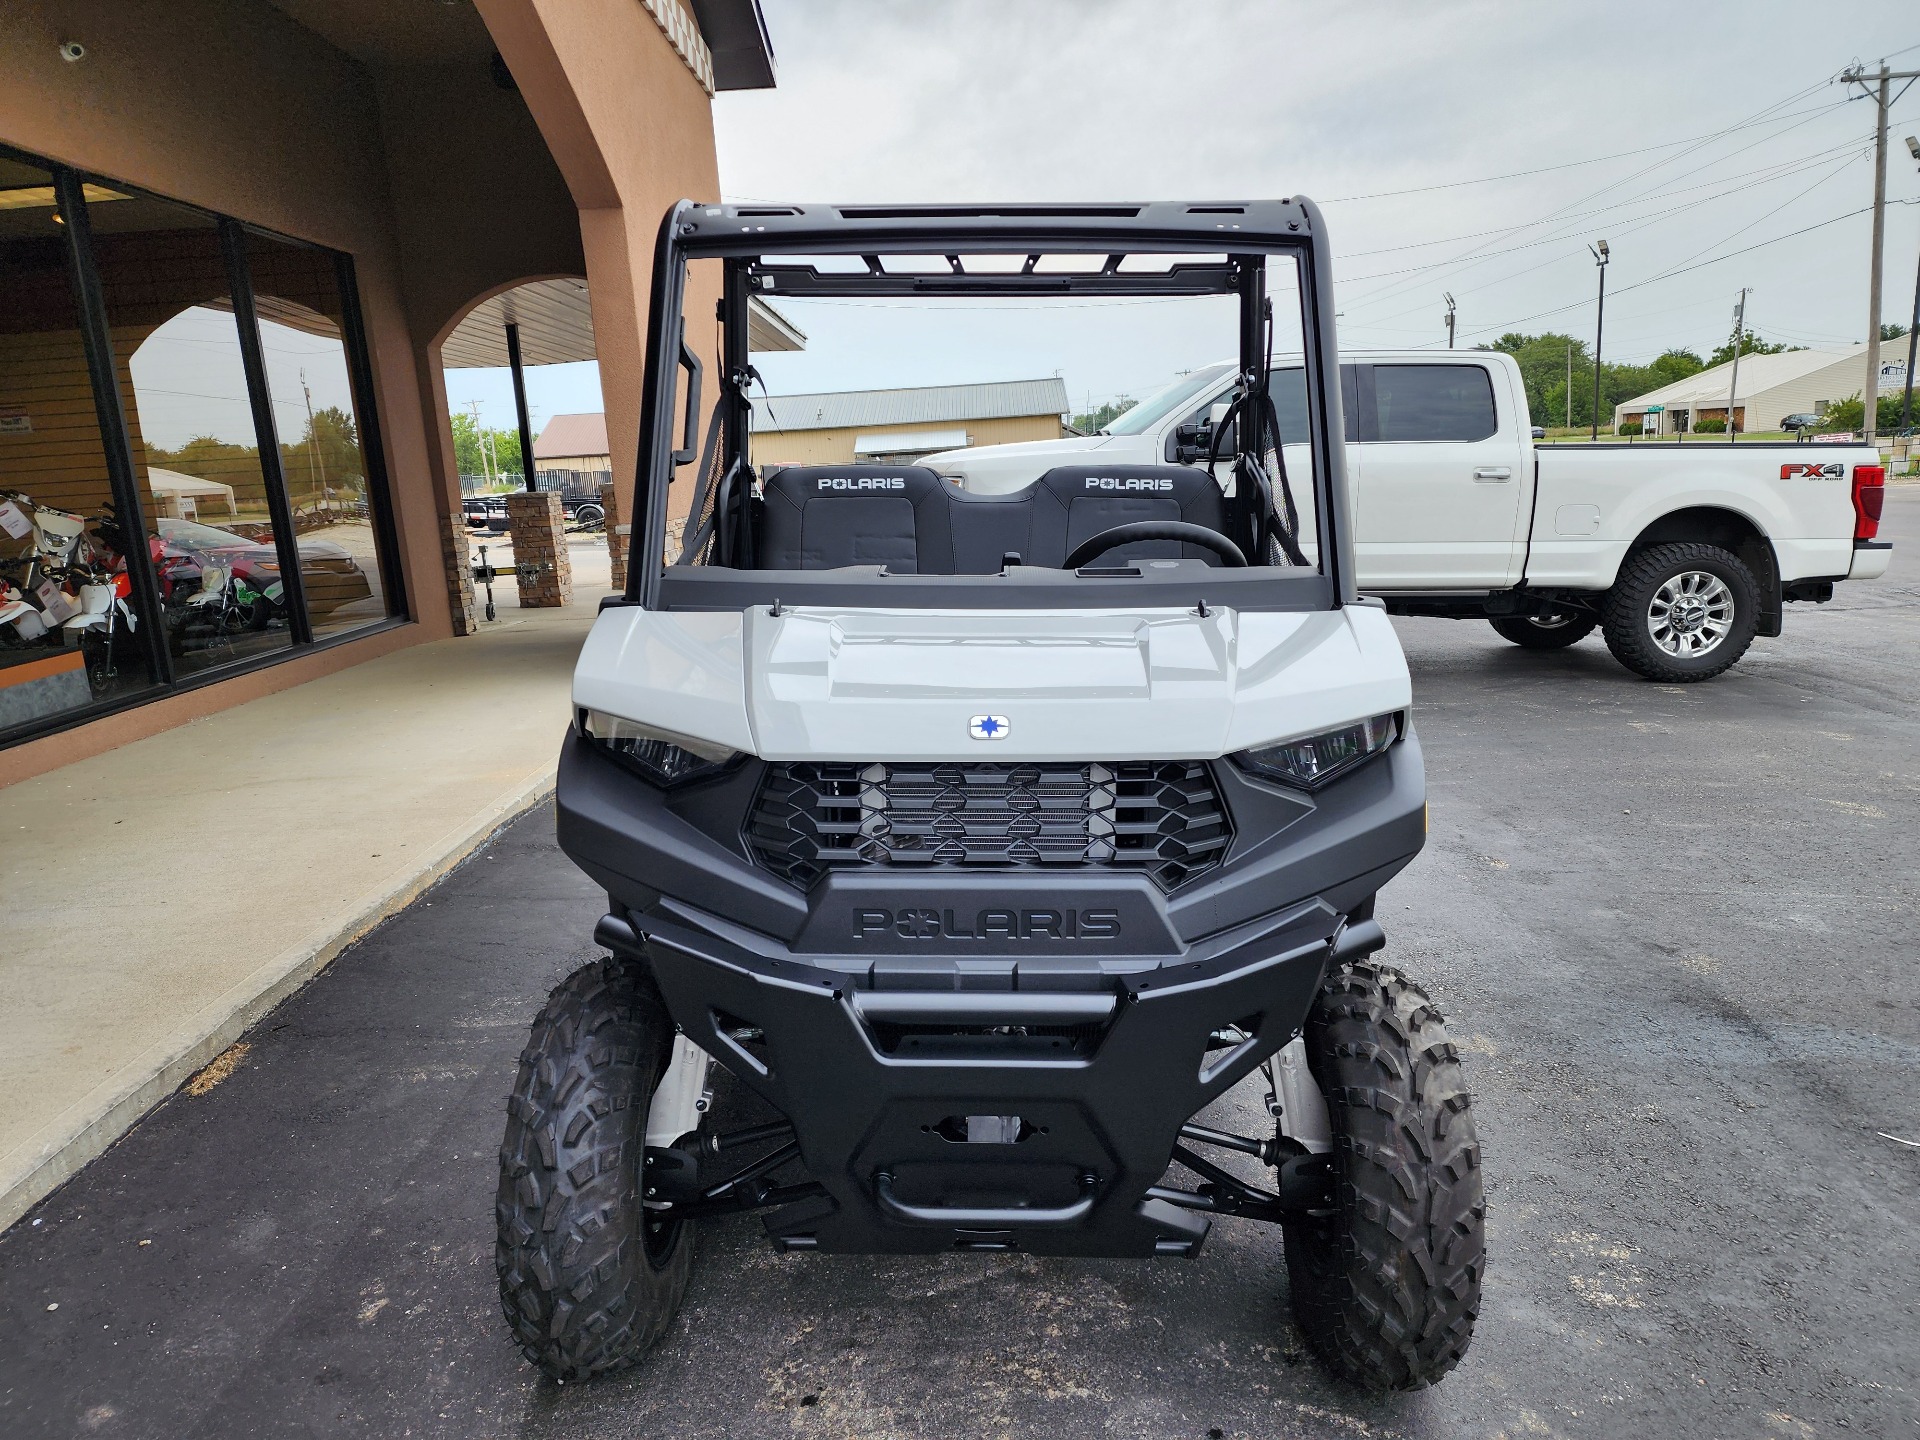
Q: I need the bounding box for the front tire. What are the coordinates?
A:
[1488,613,1595,649]
[1283,958,1484,1390]
[1601,542,1758,682]
[496,957,694,1380]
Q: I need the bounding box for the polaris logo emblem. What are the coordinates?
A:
[853,907,1122,942]
[817,476,905,490]
[969,714,1009,740]
[1780,462,1844,480]
[1084,476,1172,491]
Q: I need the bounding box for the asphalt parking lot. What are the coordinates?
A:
[2,490,1916,1440]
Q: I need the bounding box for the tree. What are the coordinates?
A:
[1880,322,1909,342]
[1707,330,1794,367]
[1826,392,1916,433]
[281,405,364,509]
[1479,332,1590,427]
[1478,332,1707,429]
[450,410,523,486]
[1072,398,1134,434]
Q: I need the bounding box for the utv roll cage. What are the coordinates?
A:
[619,198,1357,613]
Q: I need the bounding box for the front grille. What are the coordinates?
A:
[746,761,1231,890]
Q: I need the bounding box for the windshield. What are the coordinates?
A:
[1100,362,1235,435]
[640,220,1341,613]
[156,517,263,551]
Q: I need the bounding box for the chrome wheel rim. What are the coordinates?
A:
[1647,570,1734,658]
[1528,613,1576,630]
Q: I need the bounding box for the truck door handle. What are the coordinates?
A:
[1473,466,1512,482]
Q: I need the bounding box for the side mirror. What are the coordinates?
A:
[1207,401,1238,458]
[1169,421,1206,463]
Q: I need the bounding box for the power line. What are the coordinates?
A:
[1338,146,1865,286]
[1336,82,1847,319]
[1316,99,1851,204]
[1450,206,1876,343]
[1335,134,1873,261]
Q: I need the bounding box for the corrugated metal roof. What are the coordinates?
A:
[752,377,1069,434]
[533,413,609,460]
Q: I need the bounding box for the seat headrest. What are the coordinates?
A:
[1032,464,1224,503]
[761,464,947,502]
[755,464,956,573]
[1026,463,1232,568]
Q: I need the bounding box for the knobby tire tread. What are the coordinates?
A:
[1284,958,1485,1390]
[495,956,693,1380]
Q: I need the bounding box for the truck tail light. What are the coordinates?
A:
[1852,465,1885,541]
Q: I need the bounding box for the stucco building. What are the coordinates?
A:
[0,0,774,784]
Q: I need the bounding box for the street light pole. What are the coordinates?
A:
[1726,289,1750,445]
[1589,239,1610,440]
[1444,292,1456,349]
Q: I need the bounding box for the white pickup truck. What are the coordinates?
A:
[926,351,1893,682]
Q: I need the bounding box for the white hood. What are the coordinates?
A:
[573,604,1410,763]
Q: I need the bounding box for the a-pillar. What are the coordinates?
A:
[504,491,572,607]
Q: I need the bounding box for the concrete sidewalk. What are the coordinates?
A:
[0,536,609,1230]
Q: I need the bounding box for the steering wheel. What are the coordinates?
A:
[1065,521,1247,570]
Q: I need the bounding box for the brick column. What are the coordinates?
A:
[504,491,573,608]
[439,512,478,635]
[600,481,628,591]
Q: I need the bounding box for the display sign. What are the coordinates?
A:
[0,499,31,539]
[0,411,31,436]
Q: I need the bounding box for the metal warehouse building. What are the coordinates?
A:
[750,376,1071,466]
[1615,343,1910,435]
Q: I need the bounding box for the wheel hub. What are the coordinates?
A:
[1647,570,1733,657]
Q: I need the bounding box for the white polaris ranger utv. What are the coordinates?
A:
[495,199,1485,1391]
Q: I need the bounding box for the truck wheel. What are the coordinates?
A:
[1488,613,1595,649]
[496,956,694,1380]
[1282,958,1484,1391]
[1601,542,1758,682]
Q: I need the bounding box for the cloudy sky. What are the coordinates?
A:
[451,0,1920,430]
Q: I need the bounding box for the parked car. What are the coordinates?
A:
[928,350,1890,683]
[1530,425,1546,439]
[152,517,372,616]
[1780,413,1822,432]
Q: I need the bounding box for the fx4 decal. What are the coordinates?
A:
[1780,462,1845,480]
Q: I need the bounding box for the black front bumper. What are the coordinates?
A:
[557,729,1426,1256]
[604,903,1383,1255]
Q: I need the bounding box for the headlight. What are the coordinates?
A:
[1232,711,1401,791]
[580,709,743,786]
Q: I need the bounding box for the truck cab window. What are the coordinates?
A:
[1371,364,1496,443]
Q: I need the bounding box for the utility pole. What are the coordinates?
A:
[465,399,494,486]
[1566,342,1573,430]
[1841,61,1920,444]
[1903,135,1919,434]
[1726,289,1750,445]
[1444,292,1456,349]
[1588,238,1610,440]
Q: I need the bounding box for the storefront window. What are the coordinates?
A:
[91,192,294,674]
[246,231,391,641]
[0,142,404,750]
[0,157,157,727]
